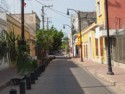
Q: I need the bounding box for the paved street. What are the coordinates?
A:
[0,57,121,94]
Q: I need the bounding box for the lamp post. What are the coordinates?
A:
[105,0,114,75]
[63,24,74,57]
[67,9,83,62]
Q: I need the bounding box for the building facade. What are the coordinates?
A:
[80,0,125,69]
[95,0,125,67]
[72,12,96,57]
[10,11,41,59]
[0,12,38,70]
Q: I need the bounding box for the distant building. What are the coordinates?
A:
[72,12,96,33]
[71,12,96,57]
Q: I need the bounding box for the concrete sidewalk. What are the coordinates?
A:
[0,67,16,90]
[72,58,125,93]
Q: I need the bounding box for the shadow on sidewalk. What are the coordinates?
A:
[29,58,114,94]
[0,58,114,94]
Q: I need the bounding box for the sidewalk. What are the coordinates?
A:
[72,58,125,93]
[0,67,16,90]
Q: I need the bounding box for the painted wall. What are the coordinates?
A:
[96,0,125,29]
[108,0,125,29]
[96,0,105,27]
[82,29,96,60]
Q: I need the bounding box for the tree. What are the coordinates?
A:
[61,36,69,54]
[0,31,37,75]
[36,26,64,57]
[48,26,64,52]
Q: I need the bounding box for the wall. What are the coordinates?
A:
[96,0,105,27]
[82,29,96,60]
[108,0,125,29]
[7,14,30,40]
[96,0,125,29]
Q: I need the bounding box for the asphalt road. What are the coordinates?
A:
[0,57,119,94]
[29,58,116,94]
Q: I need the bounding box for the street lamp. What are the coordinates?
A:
[67,9,83,62]
[105,0,114,75]
[63,24,74,57]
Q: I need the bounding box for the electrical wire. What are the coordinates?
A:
[35,0,70,19]
[29,0,34,11]
[0,7,36,32]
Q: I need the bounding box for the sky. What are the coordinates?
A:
[0,0,96,35]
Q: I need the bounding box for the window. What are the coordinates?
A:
[95,39,98,56]
[84,44,88,58]
[100,37,103,56]
[86,45,88,58]
[97,1,101,16]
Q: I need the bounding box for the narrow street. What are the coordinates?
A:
[0,56,124,94]
[27,57,117,94]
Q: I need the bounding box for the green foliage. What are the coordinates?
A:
[6,31,19,64]
[36,26,64,52]
[61,36,69,54]
[0,32,8,60]
[0,31,37,75]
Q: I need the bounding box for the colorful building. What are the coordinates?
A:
[80,0,125,68]
[95,0,125,67]
[72,12,96,57]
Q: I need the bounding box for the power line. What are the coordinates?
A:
[35,0,70,19]
[0,7,36,33]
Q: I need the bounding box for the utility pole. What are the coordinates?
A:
[42,6,45,31]
[71,15,74,57]
[21,0,25,42]
[46,17,52,30]
[78,11,83,62]
[41,5,53,31]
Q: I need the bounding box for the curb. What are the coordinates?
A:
[95,73,115,85]
[96,73,125,93]
[71,59,125,93]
